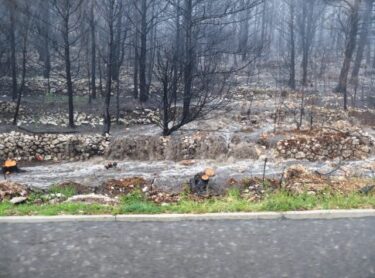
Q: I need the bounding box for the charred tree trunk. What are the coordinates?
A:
[116,80,120,124]
[335,0,361,111]
[139,0,148,103]
[351,0,373,85]
[146,2,157,95]
[300,1,314,87]
[90,1,97,100]
[41,1,51,81]
[238,0,249,61]
[9,3,17,101]
[63,20,75,128]
[288,0,296,90]
[133,15,139,99]
[112,5,123,82]
[103,1,115,135]
[260,0,267,54]
[13,32,28,126]
[162,73,170,136]
[13,1,31,125]
[172,0,181,106]
[182,0,193,123]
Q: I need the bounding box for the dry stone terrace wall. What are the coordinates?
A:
[0,132,109,161]
[0,100,159,127]
[276,130,374,161]
[0,131,262,162]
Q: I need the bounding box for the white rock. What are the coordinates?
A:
[10,197,27,205]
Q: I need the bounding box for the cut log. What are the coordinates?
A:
[201,175,210,181]
[204,168,215,177]
[2,160,19,178]
[3,160,17,168]
[190,172,210,194]
[1,160,25,179]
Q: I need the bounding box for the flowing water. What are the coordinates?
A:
[6,156,374,190]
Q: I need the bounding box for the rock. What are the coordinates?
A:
[44,155,52,161]
[42,193,67,203]
[10,196,27,205]
[66,194,119,205]
[342,150,352,159]
[295,152,306,159]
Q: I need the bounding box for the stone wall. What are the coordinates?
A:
[276,130,373,161]
[0,132,109,161]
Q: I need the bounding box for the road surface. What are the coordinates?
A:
[0,218,374,278]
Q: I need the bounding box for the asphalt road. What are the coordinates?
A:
[0,218,374,278]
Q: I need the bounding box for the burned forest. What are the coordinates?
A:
[0,0,374,209]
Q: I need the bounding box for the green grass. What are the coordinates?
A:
[0,189,374,216]
[121,191,163,214]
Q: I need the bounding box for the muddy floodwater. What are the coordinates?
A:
[6,157,375,191]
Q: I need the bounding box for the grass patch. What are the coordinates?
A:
[260,192,318,211]
[0,190,374,216]
[121,190,163,214]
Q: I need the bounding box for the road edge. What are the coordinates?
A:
[0,209,375,223]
